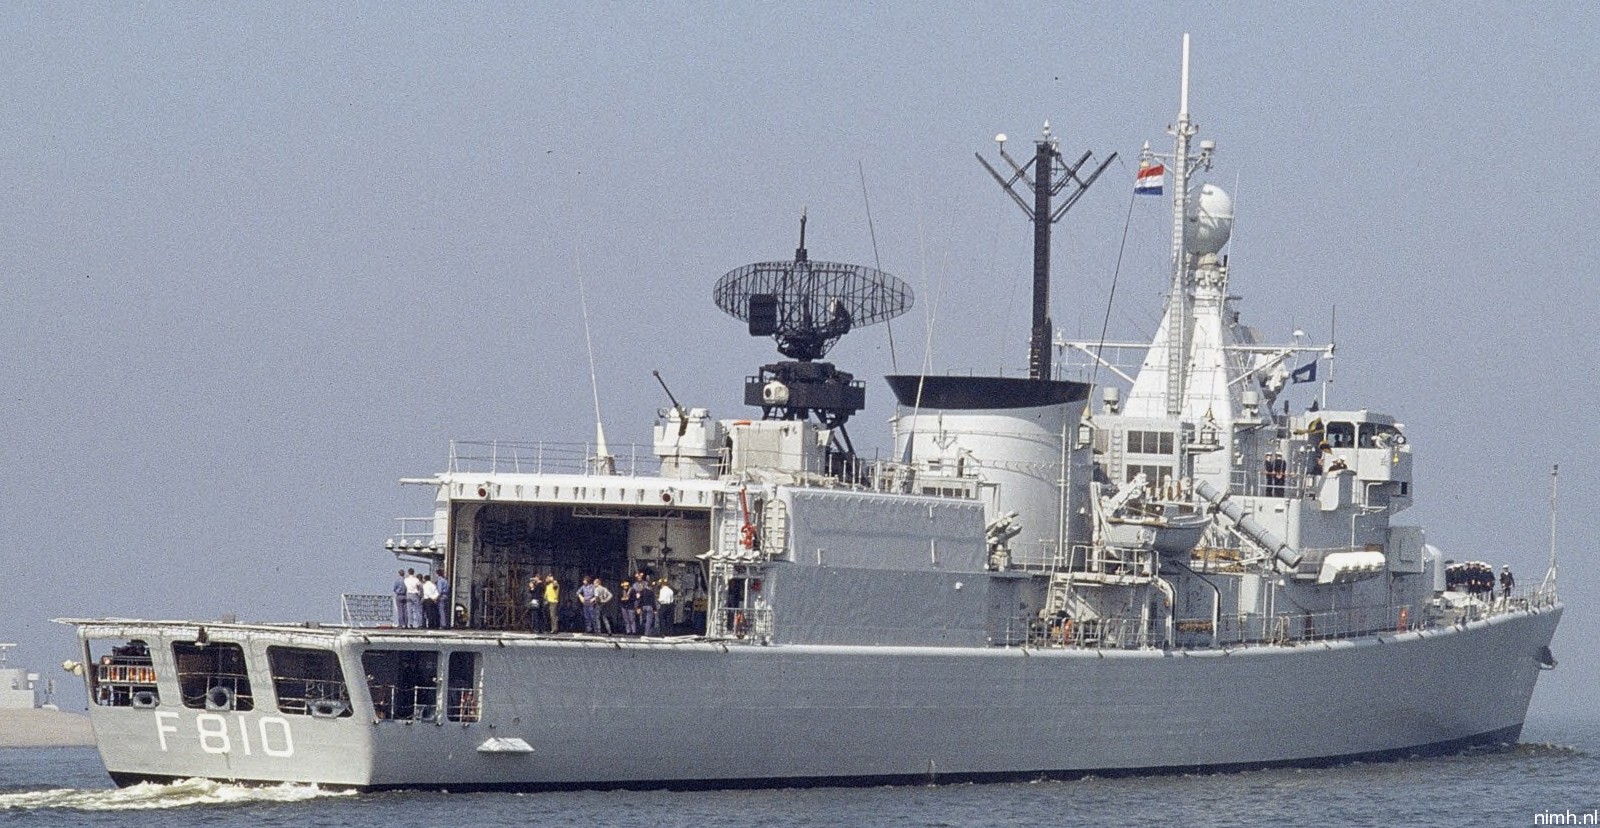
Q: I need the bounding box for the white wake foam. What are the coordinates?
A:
[0,777,355,811]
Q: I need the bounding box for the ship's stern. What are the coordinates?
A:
[66,620,377,789]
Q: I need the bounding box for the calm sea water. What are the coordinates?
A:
[2,712,1595,827]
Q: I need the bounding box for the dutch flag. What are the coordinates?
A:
[1135,162,1165,195]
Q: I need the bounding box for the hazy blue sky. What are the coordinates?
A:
[3,4,1595,715]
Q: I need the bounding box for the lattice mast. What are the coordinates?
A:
[1144,33,1218,416]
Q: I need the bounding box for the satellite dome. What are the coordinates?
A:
[1184,183,1233,255]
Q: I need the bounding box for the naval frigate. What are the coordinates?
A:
[60,36,1561,790]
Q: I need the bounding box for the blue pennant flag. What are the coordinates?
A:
[1290,361,1318,384]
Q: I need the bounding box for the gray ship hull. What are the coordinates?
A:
[81,604,1559,790]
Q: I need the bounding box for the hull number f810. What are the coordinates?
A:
[153,711,295,757]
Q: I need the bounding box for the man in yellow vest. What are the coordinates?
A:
[543,575,561,633]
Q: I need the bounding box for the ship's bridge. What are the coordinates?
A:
[1298,409,1413,511]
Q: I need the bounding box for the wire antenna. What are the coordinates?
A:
[858,161,898,373]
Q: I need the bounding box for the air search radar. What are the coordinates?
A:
[713,213,913,466]
[715,212,912,362]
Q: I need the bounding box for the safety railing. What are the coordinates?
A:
[180,672,254,711]
[712,606,774,642]
[93,659,160,708]
[447,440,648,476]
[272,676,352,717]
[97,663,158,685]
[443,440,992,504]
[386,517,438,553]
[1023,614,1162,649]
[366,685,481,722]
[368,684,440,722]
[1523,581,1560,609]
[446,687,481,723]
[1437,582,1560,624]
[1229,466,1311,500]
[1256,603,1421,644]
[1010,584,1559,652]
[862,459,982,498]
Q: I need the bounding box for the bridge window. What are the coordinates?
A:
[89,639,159,708]
[1127,431,1175,454]
[1126,464,1172,488]
[1358,422,1403,448]
[173,640,254,712]
[1325,422,1355,448]
[268,646,352,718]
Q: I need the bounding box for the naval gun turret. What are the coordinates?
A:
[713,215,913,475]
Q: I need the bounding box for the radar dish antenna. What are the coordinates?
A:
[713,212,913,362]
[711,215,915,477]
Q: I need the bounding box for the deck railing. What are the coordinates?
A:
[711,606,774,642]
[1014,580,1559,652]
[446,687,481,722]
[441,440,973,500]
[368,684,481,723]
[369,684,439,722]
[271,676,352,717]
[179,672,254,711]
[447,440,649,477]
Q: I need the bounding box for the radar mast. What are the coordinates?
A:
[977,123,1116,380]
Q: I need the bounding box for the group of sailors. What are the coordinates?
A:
[386,566,700,634]
[1260,442,1350,497]
[1444,561,1516,601]
[526,571,681,636]
[392,568,452,629]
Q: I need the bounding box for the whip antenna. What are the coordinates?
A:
[577,254,615,474]
[1544,464,1560,595]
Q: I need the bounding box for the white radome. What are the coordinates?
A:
[1185,183,1234,255]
